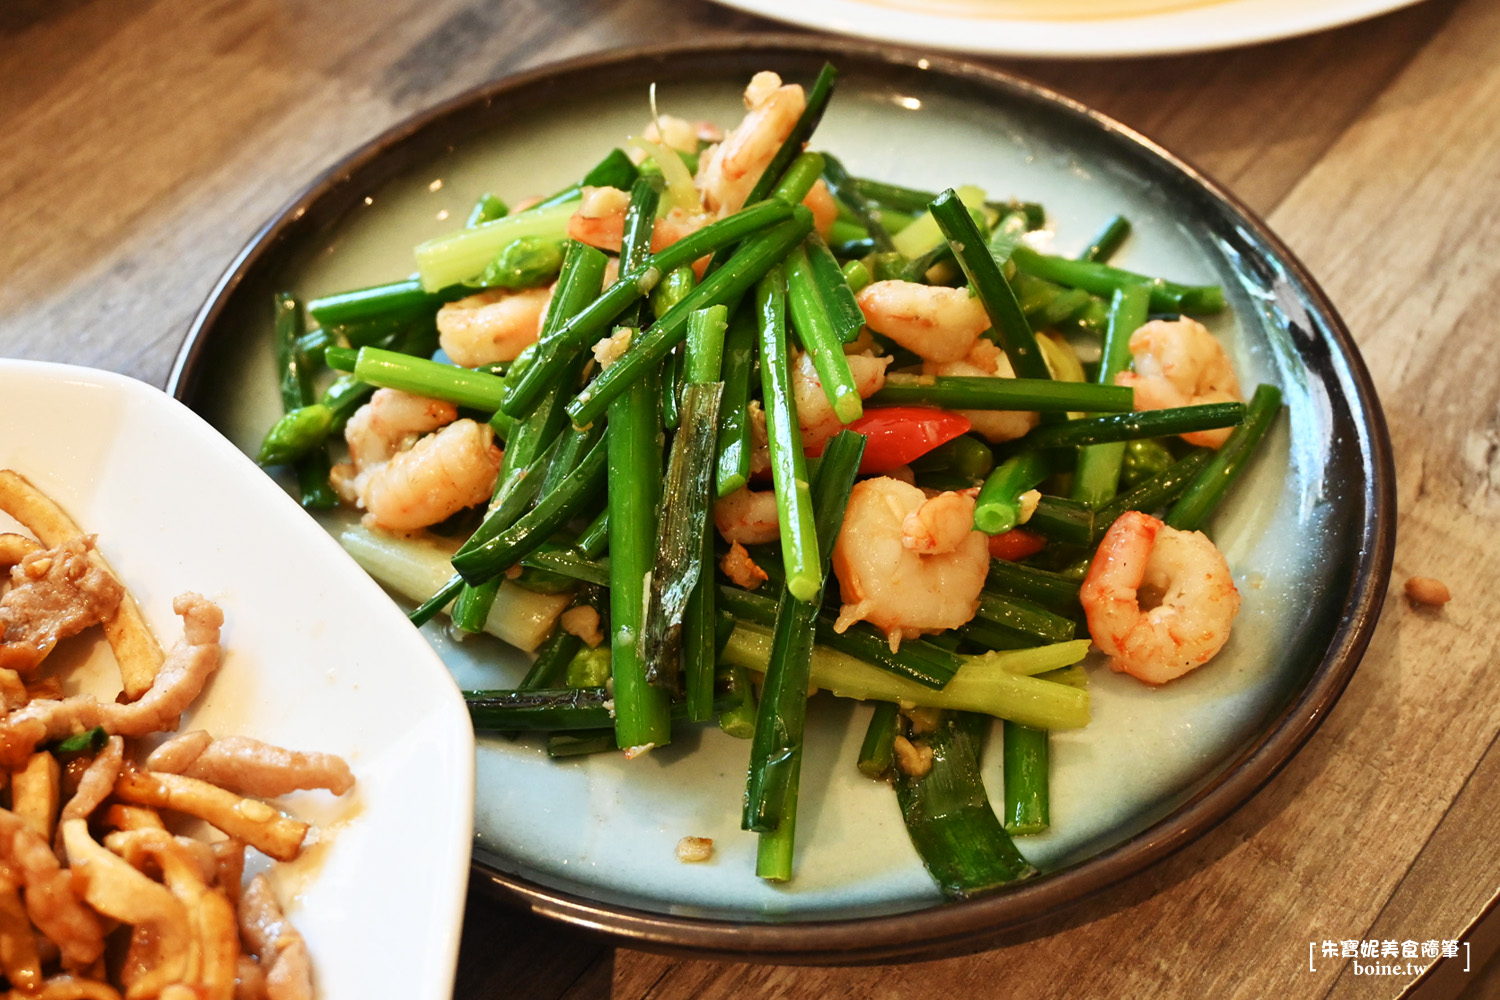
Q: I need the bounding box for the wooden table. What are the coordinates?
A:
[4,0,1497,996]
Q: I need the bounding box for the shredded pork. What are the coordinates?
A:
[0,538,123,675]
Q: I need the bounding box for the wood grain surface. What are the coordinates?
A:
[3,0,1497,997]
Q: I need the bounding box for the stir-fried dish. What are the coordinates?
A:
[0,470,353,998]
[256,64,1281,896]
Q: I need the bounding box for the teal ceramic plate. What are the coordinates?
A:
[169,38,1393,960]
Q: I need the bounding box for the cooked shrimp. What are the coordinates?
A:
[802,178,838,239]
[832,478,989,649]
[1115,318,1243,448]
[713,487,780,546]
[359,419,501,532]
[566,187,714,272]
[331,389,501,531]
[855,281,990,363]
[436,285,553,367]
[792,351,892,450]
[926,338,1040,443]
[1079,510,1241,685]
[720,541,769,590]
[341,389,457,472]
[901,488,979,555]
[696,71,805,216]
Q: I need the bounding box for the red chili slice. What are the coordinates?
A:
[988,528,1047,562]
[818,406,972,474]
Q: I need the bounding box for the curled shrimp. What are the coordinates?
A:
[1115,318,1243,448]
[855,280,990,363]
[696,71,805,216]
[436,285,553,367]
[800,178,839,240]
[341,388,455,471]
[793,351,892,450]
[1079,510,1241,685]
[713,487,779,546]
[360,420,501,532]
[926,338,1040,443]
[832,478,989,649]
[331,389,501,531]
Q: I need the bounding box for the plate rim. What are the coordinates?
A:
[166,35,1396,961]
[706,0,1430,59]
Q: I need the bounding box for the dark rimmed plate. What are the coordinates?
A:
[168,37,1393,961]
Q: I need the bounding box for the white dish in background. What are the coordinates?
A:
[0,360,473,999]
[710,0,1427,58]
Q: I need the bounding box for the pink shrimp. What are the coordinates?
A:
[1115,318,1243,448]
[1080,510,1241,684]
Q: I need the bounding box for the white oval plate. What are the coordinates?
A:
[710,0,1427,58]
[0,360,473,999]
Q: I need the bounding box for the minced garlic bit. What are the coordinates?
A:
[892,735,934,778]
[624,743,656,760]
[1404,575,1451,607]
[901,706,942,735]
[1016,488,1042,525]
[592,328,633,369]
[559,605,604,648]
[719,541,769,590]
[676,836,714,863]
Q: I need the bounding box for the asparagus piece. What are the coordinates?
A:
[606,374,671,753]
[722,624,1090,729]
[1010,245,1225,315]
[469,236,564,291]
[565,209,815,430]
[744,431,865,880]
[1166,384,1284,531]
[805,232,865,344]
[683,306,729,722]
[1078,215,1132,263]
[873,374,1132,413]
[641,381,724,691]
[1020,401,1245,450]
[975,592,1076,643]
[499,200,798,416]
[770,151,825,206]
[414,149,637,290]
[519,627,584,691]
[449,434,608,583]
[896,711,1037,898]
[718,585,960,690]
[985,559,1081,611]
[785,244,863,423]
[1071,284,1152,506]
[714,308,758,497]
[973,450,1052,535]
[351,347,509,410]
[754,262,822,602]
[929,190,1055,395]
[857,702,901,778]
[821,153,896,252]
[465,193,508,227]
[650,265,698,319]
